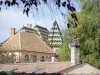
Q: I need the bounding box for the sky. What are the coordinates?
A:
[0,0,80,43]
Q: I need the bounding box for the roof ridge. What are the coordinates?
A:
[34,25,48,30]
[34,33,55,53]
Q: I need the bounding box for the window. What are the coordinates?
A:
[46,56,49,61]
[33,55,37,63]
[24,54,29,63]
[49,57,51,60]
[40,56,45,62]
[46,56,48,59]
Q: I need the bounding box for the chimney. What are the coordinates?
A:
[27,24,32,29]
[70,36,80,65]
[10,28,15,37]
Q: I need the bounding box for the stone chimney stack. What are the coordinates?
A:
[71,36,80,65]
[27,24,32,29]
[10,28,15,37]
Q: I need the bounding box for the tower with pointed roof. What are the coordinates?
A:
[48,21,63,53]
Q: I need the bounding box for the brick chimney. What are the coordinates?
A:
[10,28,15,37]
[27,24,32,29]
[70,36,80,65]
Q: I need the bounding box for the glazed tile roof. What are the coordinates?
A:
[0,62,72,73]
[34,25,49,31]
[48,21,62,47]
[2,32,54,54]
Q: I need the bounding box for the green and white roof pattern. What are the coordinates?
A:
[48,21,62,47]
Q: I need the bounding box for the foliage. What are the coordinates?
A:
[58,30,71,61]
[0,0,78,22]
[0,0,78,62]
[61,0,100,69]
[0,45,30,63]
[0,45,16,64]
[58,42,70,61]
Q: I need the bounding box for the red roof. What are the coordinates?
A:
[0,62,72,73]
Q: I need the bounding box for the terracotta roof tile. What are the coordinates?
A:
[0,62,72,73]
[2,32,21,50]
[2,32,54,54]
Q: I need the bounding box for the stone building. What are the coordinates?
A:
[2,25,55,63]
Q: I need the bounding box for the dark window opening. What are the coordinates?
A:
[41,56,45,62]
[24,54,29,63]
[33,55,37,63]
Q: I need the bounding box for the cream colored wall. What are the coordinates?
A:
[20,51,54,62]
[62,63,100,74]
[8,51,21,63]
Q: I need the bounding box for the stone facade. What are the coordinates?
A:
[7,51,54,63]
[21,51,54,62]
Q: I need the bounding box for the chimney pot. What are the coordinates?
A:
[10,28,15,37]
[74,36,77,45]
[27,24,32,28]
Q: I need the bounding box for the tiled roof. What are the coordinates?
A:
[34,25,49,31]
[19,27,36,33]
[2,32,54,54]
[21,27,34,31]
[2,32,21,50]
[0,62,72,73]
[48,21,62,47]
